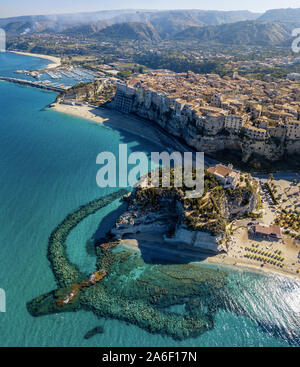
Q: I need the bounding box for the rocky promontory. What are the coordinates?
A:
[110,169,259,255]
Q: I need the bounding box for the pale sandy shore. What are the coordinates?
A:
[49,102,186,150]
[119,235,300,280]
[203,255,300,280]
[51,103,108,123]
[10,51,61,69]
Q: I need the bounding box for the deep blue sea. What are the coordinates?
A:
[0,52,300,347]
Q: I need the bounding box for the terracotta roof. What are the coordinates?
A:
[208,164,238,179]
[254,225,282,237]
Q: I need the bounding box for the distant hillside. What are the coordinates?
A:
[94,22,161,42]
[258,8,300,22]
[2,21,37,36]
[60,11,205,39]
[173,21,292,46]
[0,10,149,35]
[63,21,109,36]
[188,10,260,25]
[118,10,205,37]
[1,9,260,37]
[115,10,261,37]
[0,10,144,28]
[0,18,57,35]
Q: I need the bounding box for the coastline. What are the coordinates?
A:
[2,50,300,347]
[50,102,107,123]
[120,238,300,280]
[9,51,61,69]
[49,102,189,151]
[203,255,300,280]
[49,103,300,281]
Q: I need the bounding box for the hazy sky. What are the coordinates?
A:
[1,0,300,18]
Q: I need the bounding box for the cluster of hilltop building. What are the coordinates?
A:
[110,70,300,162]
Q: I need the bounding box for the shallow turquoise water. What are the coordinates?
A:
[0,53,300,347]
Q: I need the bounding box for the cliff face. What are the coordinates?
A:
[109,83,300,162]
[110,172,258,254]
[110,187,226,254]
[58,80,116,105]
[111,187,183,239]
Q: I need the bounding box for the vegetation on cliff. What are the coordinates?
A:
[59,80,116,106]
[131,168,257,236]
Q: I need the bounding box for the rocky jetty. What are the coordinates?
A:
[26,188,269,341]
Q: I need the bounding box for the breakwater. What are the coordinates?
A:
[26,190,300,343]
[47,189,129,288]
[82,249,228,340]
[0,76,69,92]
[27,189,128,317]
[27,189,232,340]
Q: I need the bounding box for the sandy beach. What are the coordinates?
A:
[50,102,189,151]
[50,102,108,123]
[204,252,300,280]
[119,234,300,280]
[10,51,61,69]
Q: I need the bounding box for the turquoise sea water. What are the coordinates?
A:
[0,52,50,78]
[0,52,94,86]
[0,53,300,347]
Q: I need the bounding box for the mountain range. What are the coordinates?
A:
[0,9,261,36]
[1,8,300,46]
[173,21,296,46]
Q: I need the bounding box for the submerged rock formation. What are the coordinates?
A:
[26,191,230,340]
[27,188,289,342]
